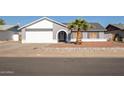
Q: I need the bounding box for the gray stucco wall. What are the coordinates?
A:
[53,23,69,40]
[0,31,14,40]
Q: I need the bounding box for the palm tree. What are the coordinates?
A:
[68,18,90,44]
[0,19,5,25]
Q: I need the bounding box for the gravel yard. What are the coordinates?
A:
[0,41,124,57]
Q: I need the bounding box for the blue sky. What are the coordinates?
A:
[0,16,124,27]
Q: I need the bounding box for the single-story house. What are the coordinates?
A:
[19,17,107,43]
[0,25,19,41]
[106,24,124,41]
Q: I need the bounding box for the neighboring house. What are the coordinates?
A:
[0,25,19,41]
[106,24,124,41]
[19,17,107,43]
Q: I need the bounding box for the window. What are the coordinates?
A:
[88,32,99,38]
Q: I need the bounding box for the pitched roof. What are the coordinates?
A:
[19,17,67,30]
[0,25,19,31]
[107,24,124,30]
[63,23,106,31]
[88,23,106,31]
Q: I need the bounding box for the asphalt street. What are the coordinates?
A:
[0,57,124,76]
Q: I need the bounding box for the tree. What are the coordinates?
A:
[68,18,90,44]
[0,19,5,25]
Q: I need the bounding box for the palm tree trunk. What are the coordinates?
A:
[80,31,82,43]
[76,30,80,44]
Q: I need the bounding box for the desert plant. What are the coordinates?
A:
[68,18,90,44]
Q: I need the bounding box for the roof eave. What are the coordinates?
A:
[7,25,19,30]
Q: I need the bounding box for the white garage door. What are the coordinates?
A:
[25,31,53,43]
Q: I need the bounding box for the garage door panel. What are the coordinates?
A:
[25,31,53,43]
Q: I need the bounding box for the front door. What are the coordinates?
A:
[58,31,67,42]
